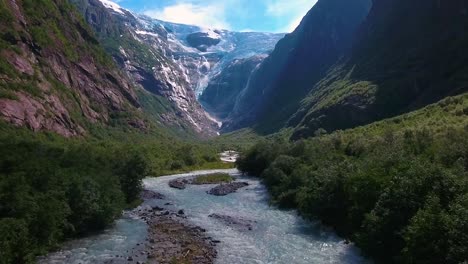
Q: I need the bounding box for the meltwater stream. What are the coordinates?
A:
[39,169,368,264]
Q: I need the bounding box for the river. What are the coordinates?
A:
[39,169,368,264]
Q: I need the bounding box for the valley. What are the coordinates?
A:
[0,0,467,263]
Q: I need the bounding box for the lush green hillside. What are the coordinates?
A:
[291,0,468,139]
[238,93,468,263]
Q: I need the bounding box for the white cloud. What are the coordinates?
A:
[266,0,318,32]
[280,15,304,33]
[143,3,230,30]
[266,0,314,16]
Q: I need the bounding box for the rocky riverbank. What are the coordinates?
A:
[117,190,218,264]
[138,207,217,264]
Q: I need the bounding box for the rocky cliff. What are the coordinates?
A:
[291,0,468,138]
[0,0,143,137]
[71,0,222,136]
[200,55,266,120]
[223,0,372,133]
[71,0,283,136]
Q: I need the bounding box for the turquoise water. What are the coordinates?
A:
[39,169,368,264]
[37,214,147,264]
[144,169,368,264]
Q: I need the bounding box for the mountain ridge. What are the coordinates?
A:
[72,0,284,136]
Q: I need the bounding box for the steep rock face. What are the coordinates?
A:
[72,0,221,136]
[291,0,468,139]
[142,18,284,96]
[200,55,266,119]
[223,0,372,133]
[72,0,283,136]
[0,0,142,137]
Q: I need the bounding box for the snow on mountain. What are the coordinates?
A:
[78,0,283,133]
[135,15,284,96]
[97,0,125,14]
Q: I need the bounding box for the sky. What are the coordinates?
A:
[112,0,318,33]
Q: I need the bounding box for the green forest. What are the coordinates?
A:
[238,94,468,263]
[0,120,232,263]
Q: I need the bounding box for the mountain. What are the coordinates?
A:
[71,0,283,136]
[200,55,266,119]
[290,0,468,139]
[148,18,284,96]
[0,0,144,137]
[70,0,219,136]
[221,0,372,133]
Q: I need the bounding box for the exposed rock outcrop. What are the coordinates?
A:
[0,0,144,137]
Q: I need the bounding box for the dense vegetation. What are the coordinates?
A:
[0,119,232,263]
[237,94,468,263]
[0,131,146,263]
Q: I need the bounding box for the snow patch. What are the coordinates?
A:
[119,47,128,58]
[135,30,159,38]
[199,28,221,40]
[98,0,125,14]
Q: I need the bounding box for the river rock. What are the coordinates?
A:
[151,206,164,211]
[209,214,256,231]
[169,179,189,189]
[207,182,249,196]
[140,190,165,200]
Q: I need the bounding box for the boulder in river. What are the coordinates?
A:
[209,214,256,231]
[140,190,165,200]
[207,182,249,196]
[169,179,189,189]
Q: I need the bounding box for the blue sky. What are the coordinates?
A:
[112,0,318,33]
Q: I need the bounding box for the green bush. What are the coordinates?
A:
[0,135,149,263]
[237,95,468,263]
